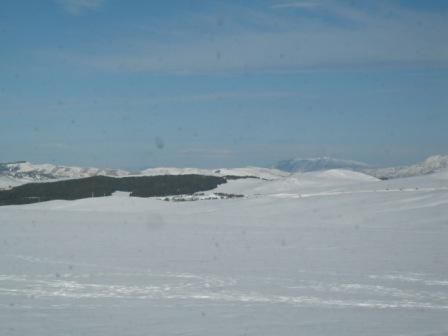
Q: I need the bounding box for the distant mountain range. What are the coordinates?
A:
[275,157,370,173]
[0,161,287,190]
[0,162,287,180]
[364,155,448,179]
[1,155,448,190]
[275,155,448,180]
[0,161,130,190]
[0,161,129,180]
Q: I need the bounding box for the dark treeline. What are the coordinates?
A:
[0,175,227,206]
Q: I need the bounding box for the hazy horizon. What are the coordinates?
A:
[2,153,448,172]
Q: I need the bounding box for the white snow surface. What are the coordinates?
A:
[215,169,379,196]
[0,176,27,190]
[139,167,215,177]
[140,166,289,180]
[367,155,448,179]
[1,161,130,181]
[1,170,448,335]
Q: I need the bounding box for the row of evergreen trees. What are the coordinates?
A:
[0,175,227,206]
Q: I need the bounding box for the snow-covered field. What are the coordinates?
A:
[1,169,448,335]
[0,176,26,190]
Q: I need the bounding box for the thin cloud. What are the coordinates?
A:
[55,0,105,15]
[52,2,448,73]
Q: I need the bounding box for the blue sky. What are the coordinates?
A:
[1,0,447,169]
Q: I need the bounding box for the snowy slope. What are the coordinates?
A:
[1,171,448,335]
[212,167,289,180]
[140,167,214,177]
[140,166,289,180]
[366,155,448,179]
[1,161,289,188]
[275,156,369,172]
[275,155,448,180]
[0,161,130,180]
[215,169,379,196]
[0,176,29,190]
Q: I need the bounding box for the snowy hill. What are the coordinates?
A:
[0,161,130,183]
[137,166,289,180]
[275,155,448,180]
[275,157,370,173]
[215,169,379,196]
[3,154,448,190]
[140,167,214,177]
[366,155,448,179]
[0,161,290,191]
[1,161,288,184]
[0,176,27,190]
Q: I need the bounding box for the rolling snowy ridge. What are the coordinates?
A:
[2,155,448,191]
[275,157,370,173]
[0,161,130,181]
[366,155,448,179]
